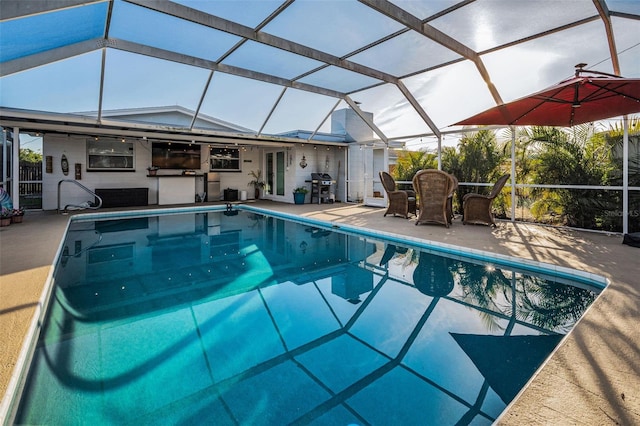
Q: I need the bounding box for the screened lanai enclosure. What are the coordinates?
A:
[0,0,639,232]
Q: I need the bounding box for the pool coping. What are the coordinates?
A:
[1,204,609,423]
[1,218,72,425]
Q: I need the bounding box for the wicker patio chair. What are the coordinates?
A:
[380,171,417,218]
[412,169,456,228]
[462,174,510,227]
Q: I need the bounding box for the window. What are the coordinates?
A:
[87,138,135,171]
[210,147,240,171]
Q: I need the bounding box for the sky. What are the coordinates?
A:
[1,0,639,153]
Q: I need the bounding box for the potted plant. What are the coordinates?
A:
[293,186,308,204]
[0,207,13,227]
[147,166,159,176]
[11,207,25,224]
[248,170,265,199]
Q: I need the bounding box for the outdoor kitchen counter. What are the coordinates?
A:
[150,174,202,205]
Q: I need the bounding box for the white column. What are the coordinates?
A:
[12,127,20,209]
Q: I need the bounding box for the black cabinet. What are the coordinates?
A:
[223,188,238,201]
[95,188,148,208]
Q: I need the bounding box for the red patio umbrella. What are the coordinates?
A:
[455,66,640,126]
[454,64,639,235]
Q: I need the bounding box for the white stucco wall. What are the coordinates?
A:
[289,145,345,204]
[41,132,352,209]
[331,109,374,142]
[42,135,265,210]
[43,134,161,210]
[218,146,261,200]
[348,145,365,202]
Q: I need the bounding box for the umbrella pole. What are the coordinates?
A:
[511,127,516,222]
[623,116,629,235]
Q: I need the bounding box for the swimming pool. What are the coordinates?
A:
[10,205,603,425]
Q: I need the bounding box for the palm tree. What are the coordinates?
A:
[442,129,508,215]
[393,150,437,181]
[599,119,640,231]
[529,125,614,229]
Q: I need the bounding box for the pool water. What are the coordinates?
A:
[14,208,600,425]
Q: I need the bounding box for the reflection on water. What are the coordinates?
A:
[16,210,599,425]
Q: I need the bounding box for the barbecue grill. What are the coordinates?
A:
[310,172,333,204]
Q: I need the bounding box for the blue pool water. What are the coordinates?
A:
[14,207,601,425]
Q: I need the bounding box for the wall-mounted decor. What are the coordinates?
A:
[45,156,52,173]
[75,163,82,180]
[61,154,69,176]
[299,155,307,169]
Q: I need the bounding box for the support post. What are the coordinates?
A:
[12,126,20,209]
[623,116,629,235]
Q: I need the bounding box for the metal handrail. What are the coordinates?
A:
[57,179,103,213]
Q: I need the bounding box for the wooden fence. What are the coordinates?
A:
[19,162,42,195]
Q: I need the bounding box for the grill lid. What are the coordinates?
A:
[311,172,333,185]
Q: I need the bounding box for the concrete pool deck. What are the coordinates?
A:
[1,201,638,424]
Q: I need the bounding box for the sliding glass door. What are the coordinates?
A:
[265,150,286,199]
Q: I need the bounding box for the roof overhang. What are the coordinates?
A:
[0,107,349,147]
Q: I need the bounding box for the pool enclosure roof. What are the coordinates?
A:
[1,0,639,147]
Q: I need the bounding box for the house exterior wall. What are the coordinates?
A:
[42,135,263,210]
[39,108,371,209]
[220,146,261,200]
[253,145,346,204]
[290,146,346,203]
